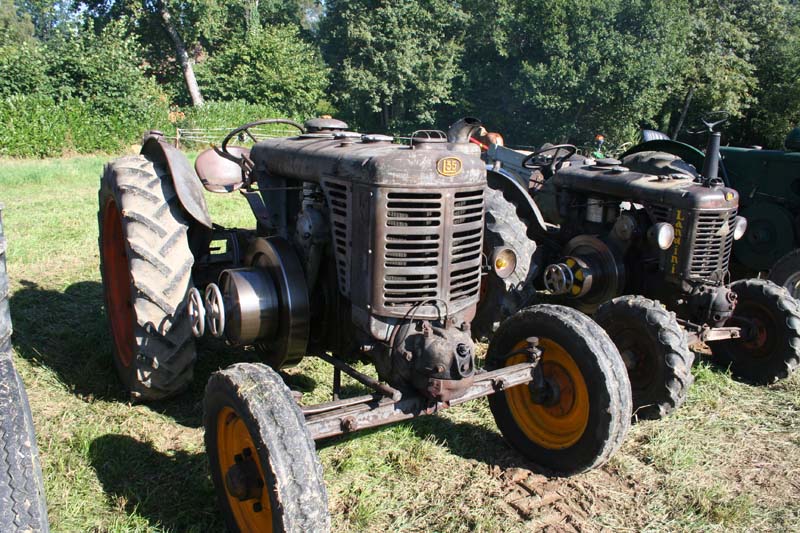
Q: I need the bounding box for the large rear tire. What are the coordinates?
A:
[204,363,330,533]
[0,211,49,532]
[712,279,800,384]
[486,305,631,476]
[98,156,197,401]
[595,295,694,421]
[768,248,800,299]
[473,186,538,340]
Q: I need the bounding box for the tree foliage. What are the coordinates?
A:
[320,0,467,132]
[2,0,800,154]
[197,24,329,117]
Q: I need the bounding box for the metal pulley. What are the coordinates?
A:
[188,288,206,337]
[185,237,310,370]
[543,256,594,298]
[543,263,574,294]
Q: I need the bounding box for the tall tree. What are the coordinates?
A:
[320,0,467,132]
[458,0,692,145]
[157,1,204,106]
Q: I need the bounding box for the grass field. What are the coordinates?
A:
[1,154,799,532]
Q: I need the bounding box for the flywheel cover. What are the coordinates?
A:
[246,237,310,368]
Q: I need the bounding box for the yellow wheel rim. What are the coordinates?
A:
[217,407,273,532]
[505,339,590,449]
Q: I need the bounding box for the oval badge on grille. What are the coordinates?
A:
[437,157,462,177]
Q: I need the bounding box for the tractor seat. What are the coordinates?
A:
[195,146,249,193]
[641,129,670,142]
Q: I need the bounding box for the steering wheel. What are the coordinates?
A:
[217,118,305,165]
[521,144,578,175]
[688,110,729,134]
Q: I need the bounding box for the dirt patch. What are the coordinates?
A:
[493,464,638,532]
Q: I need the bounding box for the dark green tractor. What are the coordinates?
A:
[625,124,800,296]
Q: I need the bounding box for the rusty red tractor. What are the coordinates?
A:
[98,117,632,531]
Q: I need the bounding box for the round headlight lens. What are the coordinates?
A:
[652,222,675,250]
[492,247,517,279]
[733,216,748,240]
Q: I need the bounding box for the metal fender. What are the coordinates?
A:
[621,139,706,172]
[486,166,549,235]
[141,136,212,228]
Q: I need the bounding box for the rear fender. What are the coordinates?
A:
[486,167,549,235]
[621,139,706,172]
[141,136,212,229]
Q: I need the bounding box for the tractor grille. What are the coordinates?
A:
[375,187,484,316]
[449,190,484,301]
[384,191,442,306]
[322,180,352,297]
[689,209,737,279]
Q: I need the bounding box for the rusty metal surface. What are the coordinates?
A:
[194,146,249,193]
[304,362,536,440]
[552,164,738,211]
[679,319,741,345]
[140,136,212,228]
[316,352,401,400]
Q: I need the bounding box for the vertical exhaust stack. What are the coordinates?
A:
[447,117,483,144]
[702,131,722,182]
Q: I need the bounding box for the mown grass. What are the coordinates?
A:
[1,154,799,532]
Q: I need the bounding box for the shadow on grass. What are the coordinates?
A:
[406,414,532,471]
[7,279,293,428]
[9,279,122,401]
[89,433,222,531]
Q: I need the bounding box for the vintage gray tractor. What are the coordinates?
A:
[98,117,632,531]
[479,122,800,421]
[626,124,800,297]
[0,204,50,533]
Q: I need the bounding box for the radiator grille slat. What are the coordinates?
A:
[689,209,737,279]
[378,188,484,310]
[322,180,352,297]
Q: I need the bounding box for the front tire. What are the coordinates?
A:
[204,363,330,533]
[712,279,800,384]
[595,295,694,421]
[98,155,197,401]
[486,305,631,476]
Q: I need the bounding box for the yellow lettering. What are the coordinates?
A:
[675,221,683,229]
[675,210,684,221]
[671,255,678,264]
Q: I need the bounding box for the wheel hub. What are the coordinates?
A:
[224,448,264,502]
[529,376,561,407]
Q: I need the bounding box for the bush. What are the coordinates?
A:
[0,42,51,98]
[197,25,330,118]
[0,94,171,158]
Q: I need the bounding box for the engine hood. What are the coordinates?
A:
[251,134,485,189]
[551,163,739,210]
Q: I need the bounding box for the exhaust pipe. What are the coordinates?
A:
[447,117,483,144]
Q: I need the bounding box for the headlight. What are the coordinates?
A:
[492,247,517,279]
[650,222,675,250]
[733,216,748,240]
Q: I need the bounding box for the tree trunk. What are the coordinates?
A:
[159,3,204,107]
[245,0,261,40]
[672,86,694,140]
